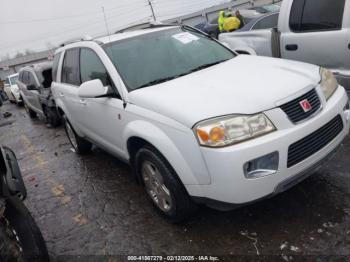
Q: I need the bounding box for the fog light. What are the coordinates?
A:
[344,100,350,122]
[244,152,279,179]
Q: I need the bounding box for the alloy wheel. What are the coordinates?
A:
[141,161,173,212]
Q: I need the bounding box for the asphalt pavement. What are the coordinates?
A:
[0,101,350,261]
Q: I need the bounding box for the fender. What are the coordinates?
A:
[54,99,84,137]
[123,120,211,185]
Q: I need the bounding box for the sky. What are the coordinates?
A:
[0,0,228,59]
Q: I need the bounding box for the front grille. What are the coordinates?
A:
[280,89,321,124]
[287,115,343,168]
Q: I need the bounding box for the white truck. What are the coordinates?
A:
[219,0,350,90]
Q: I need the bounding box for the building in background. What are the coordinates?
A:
[0,49,54,80]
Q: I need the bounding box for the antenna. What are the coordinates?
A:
[147,0,156,21]
[101,6,112,41]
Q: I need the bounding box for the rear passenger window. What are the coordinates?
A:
[52,52,61,82]
[28,73,36,86]
[290,0,345,32]
[23,72,29,85]
[61,49,81,86]
[80,48,110,86]
[18,72,23,82]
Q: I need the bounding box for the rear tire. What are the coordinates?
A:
[24,102,36,118]
[63,115,92,154]
[135,146,197,223]
[43,106,60,127]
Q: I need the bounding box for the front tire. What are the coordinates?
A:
[135,146,197,223]
[63,115,92,154]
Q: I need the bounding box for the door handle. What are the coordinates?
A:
[79,99,87,105]
[285,44,298,51]
[59,92,65,97]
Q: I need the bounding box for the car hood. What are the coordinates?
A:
[128,55,320,127]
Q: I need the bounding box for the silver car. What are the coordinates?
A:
[17,63,61,127]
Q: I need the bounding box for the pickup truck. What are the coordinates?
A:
[219,0,350,90]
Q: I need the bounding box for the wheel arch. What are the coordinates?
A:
[56,104,84,137]
[124,121,200,186]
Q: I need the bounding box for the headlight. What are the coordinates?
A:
[320,68,338,101]
[194,114,276,147]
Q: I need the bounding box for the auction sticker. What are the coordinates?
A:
[172,32,199,44]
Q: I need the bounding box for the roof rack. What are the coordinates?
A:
[59,35,97,47]
[115,21,179,34]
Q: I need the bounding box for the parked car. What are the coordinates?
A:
[17,63,61,127]
[236,11,279,32]
[4,73,22,104]
[239,3,281,19]
[52,24,350,222]
[219,0,350,90]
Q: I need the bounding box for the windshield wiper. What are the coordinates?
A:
[136,75,183,89]
[188,60,229,73]
[135,60,229,90]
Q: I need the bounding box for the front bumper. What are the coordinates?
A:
[186,86,350,206]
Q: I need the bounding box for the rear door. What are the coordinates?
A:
[59,48,83,129]
[280,0,348,71]
[21,72,31,103]
[17,71,26,100]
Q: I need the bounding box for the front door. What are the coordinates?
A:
[76,48,125,155]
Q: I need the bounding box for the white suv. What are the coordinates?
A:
[52,25,350,221]
[4,73,22,104]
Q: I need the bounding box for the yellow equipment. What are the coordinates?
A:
[223,16,241,32]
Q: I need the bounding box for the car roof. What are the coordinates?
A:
[7,73,18,78]
[56,25,178,53]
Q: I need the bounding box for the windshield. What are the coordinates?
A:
[9,75,18,85]
[104,27,235,91]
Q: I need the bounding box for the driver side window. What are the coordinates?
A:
[80,48,111,87]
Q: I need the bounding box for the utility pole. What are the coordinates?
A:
[147,0,156,21]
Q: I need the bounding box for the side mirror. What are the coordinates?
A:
[78,79,108,98]
[233,48,257,56]
[27,84,38,91]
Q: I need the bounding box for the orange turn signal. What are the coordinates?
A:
[197,129,209,142]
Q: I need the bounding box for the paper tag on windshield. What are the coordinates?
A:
[172,32,199,44]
